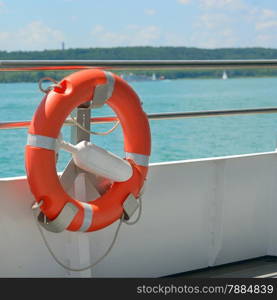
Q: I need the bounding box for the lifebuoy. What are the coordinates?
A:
[25,69,151,232]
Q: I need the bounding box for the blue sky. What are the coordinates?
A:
[0,0,277,51]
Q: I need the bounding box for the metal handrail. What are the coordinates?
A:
[1,59,277,70]
[1,107,277,130]
[1,60,277,130]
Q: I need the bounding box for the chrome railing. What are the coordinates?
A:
[1,108,277,130]
[0,59,277,130]
[1,59,277,70]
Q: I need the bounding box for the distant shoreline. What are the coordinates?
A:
[0,74,277,84]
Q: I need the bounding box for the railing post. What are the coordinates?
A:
[67,102,93,278]
[70,102,91,144]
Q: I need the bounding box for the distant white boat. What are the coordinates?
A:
[222,70,228,80]
[152,73,156,81]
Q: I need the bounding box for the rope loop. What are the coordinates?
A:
[38,77,62,94]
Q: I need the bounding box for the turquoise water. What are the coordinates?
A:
[1,77,277,178]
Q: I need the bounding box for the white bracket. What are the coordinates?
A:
[37,202,78,233]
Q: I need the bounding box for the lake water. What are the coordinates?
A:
[1,77,277,178]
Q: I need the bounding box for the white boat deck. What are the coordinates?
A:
[172,256,277,278]
[0,151,277,277]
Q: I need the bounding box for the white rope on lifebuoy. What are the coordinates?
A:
[31,197,142,272]
[70,113,120,136]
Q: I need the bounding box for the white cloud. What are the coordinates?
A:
[0,31,9,40]
[92,25,105,34]
[256,20,277,31]
[144,9,156,16]
[0,1,5,12]
[253,7,277,32]
[163,18,238,48]
[198,13,231,29]
[82,1,277,49]
[199,0,246,10]
[189,11,238,48]
[248,6,277,47]
[261,9,277,19]
[0,21,65,51]
[181,0,277,48]
[177,0,191,4]
[178,0,246,9]
[18,21,64,45]
[189,27,238,48]
[70,15,78,22]
[1,1,276,50]
[255,33,277,47]
[177,0,245,48]
[247,7,277,21]
[90,25,161,47]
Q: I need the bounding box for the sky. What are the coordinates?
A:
[0,0,277,51]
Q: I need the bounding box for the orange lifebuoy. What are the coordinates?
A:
[25,69,151,232]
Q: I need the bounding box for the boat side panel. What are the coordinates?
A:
[0,152,276,277]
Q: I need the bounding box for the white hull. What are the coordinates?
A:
[0,151,277,277]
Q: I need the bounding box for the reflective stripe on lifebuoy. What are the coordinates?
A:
[25,69,151,232]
